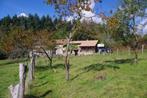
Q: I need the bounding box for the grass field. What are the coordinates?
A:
[0,51,147,98]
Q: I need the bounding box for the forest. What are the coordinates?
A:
[1,13,147,59]
[0,13,109,59]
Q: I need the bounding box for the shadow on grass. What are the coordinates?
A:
[25,95,39,98]
[71,63,120,80]
[35,63,66,71]
[83,63,120,72]
[33,81,48,87]
[71,58,139,80]
[52,63,65,69]
[0,59,28,66]
[39,90,52,97]
[25,90,52,98]
[71,74,80,80]
[105,58,134,64]
[35,66,50,71]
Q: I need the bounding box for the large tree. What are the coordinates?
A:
[47,0,103,80]
[1,27,35,58]
[108,0,147,63]
[36,30,56,67]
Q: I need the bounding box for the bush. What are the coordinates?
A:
[0,50,7,60]
[8,48,28,59]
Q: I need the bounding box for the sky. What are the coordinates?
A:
[0,0,56,19]
[0,0,120,19]
[94,0,120,16]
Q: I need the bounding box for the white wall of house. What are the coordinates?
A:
[56,45,64,56]
[79,47,95,55]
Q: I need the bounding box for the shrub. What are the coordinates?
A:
[0,50,7,60]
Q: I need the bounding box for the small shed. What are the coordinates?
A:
[78,40,98,55]
[55,39,99,55]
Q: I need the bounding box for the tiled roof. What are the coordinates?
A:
[56,39,98,47]
[78,40,98,47]
[56,39,67,45]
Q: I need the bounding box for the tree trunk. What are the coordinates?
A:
[66,66,70,80]
[48,50,53,68]
[41,47,53,68]
[133,49,138,64]
[65,46,70,81]
[64,23,77,81]
[65,59,70,80]
[64,33,71,81]
[50,57,53,68]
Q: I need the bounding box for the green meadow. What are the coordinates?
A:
[0,51,147,98]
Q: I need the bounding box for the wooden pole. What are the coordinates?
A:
[18,63,26,98]
[117,48,119,56]
[32,52,35,79]
[28,62,33,82]
[142,44,144,55]
[128,47,131,56]
[28,51,35,82]
[9,63,26,98]
[8,84,19,98]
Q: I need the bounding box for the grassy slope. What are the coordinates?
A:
[0,51,147,98]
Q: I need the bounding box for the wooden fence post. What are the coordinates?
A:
[117,48,119,56]
[142,44,144,55]
[18,63,26,98]
[28,52,35,82]
[128,47,131,56]
[28,60,33,82]
[8,63,27,98]
[8,84,19,98]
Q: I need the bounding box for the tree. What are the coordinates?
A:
[0,14,59,57]
[36,30,56,67]
[73,22,99,40]
[47,0,103,80]
[0,15,11,33]
[107,0,147,63]
[53,19,69,39]
[0,25,37,59]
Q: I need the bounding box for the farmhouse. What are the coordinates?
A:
[55,39,98,55]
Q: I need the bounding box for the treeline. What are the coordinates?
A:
[0,14,97,59]
[0,14,58,33]
[1,14,147,59]
[0,14,61,59]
